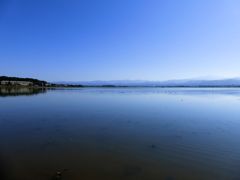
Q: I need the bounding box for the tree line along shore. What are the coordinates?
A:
[0,76,85,88]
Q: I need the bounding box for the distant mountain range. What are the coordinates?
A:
[2,75,240,87]
[54,78,240,87]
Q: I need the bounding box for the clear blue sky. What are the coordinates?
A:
[1,0,240,81]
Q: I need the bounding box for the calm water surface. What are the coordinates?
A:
[1,87,240,180]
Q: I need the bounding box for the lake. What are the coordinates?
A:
[1,87,240,180]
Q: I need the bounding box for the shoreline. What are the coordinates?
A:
[1,85,240,88]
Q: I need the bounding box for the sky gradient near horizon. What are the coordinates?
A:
[1,0,240,81]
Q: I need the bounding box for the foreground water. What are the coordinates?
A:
[1,87,240,180]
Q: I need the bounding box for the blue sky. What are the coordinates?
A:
[1,0,240,81]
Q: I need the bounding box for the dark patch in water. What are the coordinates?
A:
[52,169,69,180]
[150,144,157,149]
[34,127,43,132]
[52,171,62,180]
[0,154,9,180]
[123,165,142,177]
[165,176,176,180]
[175,135,182,139]
[42,141,57,149]
[0,161,6,180]
[100,127,108,131]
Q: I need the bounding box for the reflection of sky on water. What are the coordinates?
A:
[0,88,240,180]
[48,87,240,96]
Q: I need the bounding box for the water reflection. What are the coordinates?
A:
[1,88,240,179]
[72,87,240,96]
[0,87,46,97]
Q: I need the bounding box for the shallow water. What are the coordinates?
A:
[1,87,240,180]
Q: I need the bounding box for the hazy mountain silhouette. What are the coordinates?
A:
[54,78,240,87]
